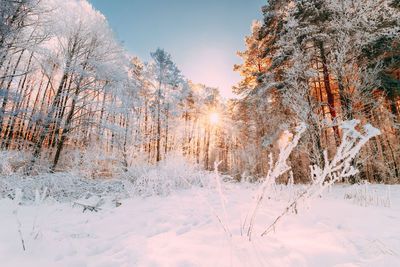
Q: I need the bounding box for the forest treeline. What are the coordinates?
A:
[0,0,232,177]
[0,0,399,183]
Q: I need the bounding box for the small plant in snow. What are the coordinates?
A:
[130,155,208,196]
[242,122,307,241]
[213,161,232,238]
[344,182,391,208]
[235,120,380,241]
[11,188,48,252]
[30,188,48,241]
[260,120,381,237]
[13,189,26,251]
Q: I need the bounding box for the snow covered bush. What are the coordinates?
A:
[124,155,211,197]
[0,148,129,202]
[57,145,122,179]
[0,172,130,203]
[0,150,31,176]
[0,152,213,203]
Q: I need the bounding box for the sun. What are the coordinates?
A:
[209,112,220,125]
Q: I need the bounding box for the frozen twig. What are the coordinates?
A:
[73,200,103,213]
[179,172,232,239]
[214,161,232,237]
[31,187,47,240]
[13,189,26,251]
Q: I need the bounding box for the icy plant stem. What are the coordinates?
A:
[31,187,47,239]
[244,123,306,241]
[387,186,391,208]
[261,190,308,236]
[13,189,26,251]
[180,173,232,238]
[214,161,232,237]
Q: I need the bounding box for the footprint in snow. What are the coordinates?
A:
[87,244,112,256]
[147,227,171,237]
[176,226,191,235]
[54,254,64,261]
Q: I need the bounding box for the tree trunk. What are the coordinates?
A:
[156,80,162,162]
[318,41,340,146]
[0,49,25,133]
[26,61,73,173]
[164,104,169,155]
[337,73,353,120]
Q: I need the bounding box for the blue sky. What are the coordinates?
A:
[87,0,265,98]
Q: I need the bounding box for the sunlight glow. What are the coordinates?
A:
[209,112,220,125]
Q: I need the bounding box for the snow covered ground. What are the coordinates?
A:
[0,183,399,267]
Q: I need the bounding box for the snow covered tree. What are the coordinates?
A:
[234,0,400,182]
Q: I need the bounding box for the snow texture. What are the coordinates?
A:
[0,183,399,267]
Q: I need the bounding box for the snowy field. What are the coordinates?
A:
[0,183,399,267]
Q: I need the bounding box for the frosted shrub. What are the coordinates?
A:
[58,146,121,179]
[127,155,210,197]
[0,150,30,175]
[0,153,210,203]
[238,120,380,240]
[260,120,380,237]
[0,173,130,202]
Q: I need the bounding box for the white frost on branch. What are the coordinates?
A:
[261,120,381,237]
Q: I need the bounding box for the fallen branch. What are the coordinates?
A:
[73,202,102,213]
